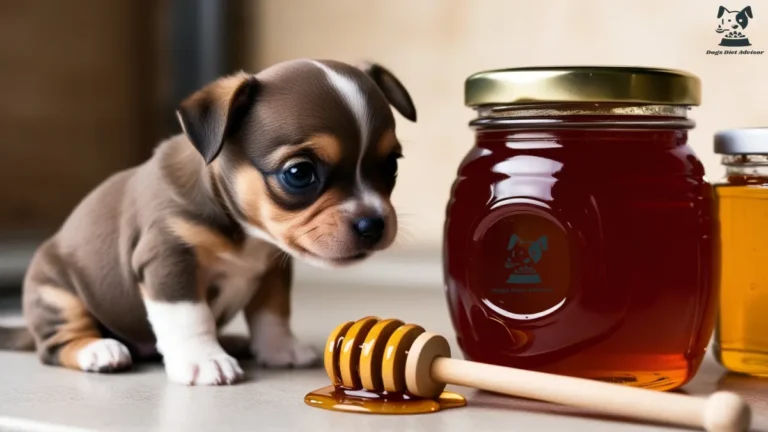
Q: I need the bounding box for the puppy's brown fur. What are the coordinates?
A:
[0,59,416,384]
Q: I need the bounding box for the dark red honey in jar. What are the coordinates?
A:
[443,67,716,391]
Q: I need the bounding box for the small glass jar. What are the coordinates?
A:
[713,128,768,376]
[443,67,716,391]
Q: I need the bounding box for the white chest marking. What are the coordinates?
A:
[206,237,279,323]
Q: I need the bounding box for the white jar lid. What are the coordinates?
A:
[715,128,768,154]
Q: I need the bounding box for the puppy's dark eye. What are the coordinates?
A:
[281,161,318,190]
[383,154,401,178]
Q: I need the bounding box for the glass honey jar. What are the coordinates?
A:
[713,128,768,376]
[443,67,717,391]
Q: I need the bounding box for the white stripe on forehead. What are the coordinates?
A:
[308,60,370,186]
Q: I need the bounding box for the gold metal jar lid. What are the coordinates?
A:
[465,66,701,107]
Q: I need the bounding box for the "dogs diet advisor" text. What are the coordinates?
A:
[706,49,764,55]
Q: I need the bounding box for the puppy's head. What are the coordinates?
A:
[717,6,752,32]
[176,59,416,267]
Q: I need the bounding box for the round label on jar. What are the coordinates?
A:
[473,210,571,320]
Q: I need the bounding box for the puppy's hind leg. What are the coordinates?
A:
[218,334,253,360]
[245,258,319,368]
[27,285,132,373]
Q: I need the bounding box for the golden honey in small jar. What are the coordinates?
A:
[714,127,768,376]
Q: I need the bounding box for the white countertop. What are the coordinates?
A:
[0,284,766,432]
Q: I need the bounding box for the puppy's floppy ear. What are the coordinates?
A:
[740,6,753,19]
[358,61,417,123]
[176,72,260,164]
[718,6,729,18]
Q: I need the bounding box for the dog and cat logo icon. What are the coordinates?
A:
[504,234,548,284]
[707,5,763,54]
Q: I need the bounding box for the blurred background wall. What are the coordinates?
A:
[0,0,253,288]
[0,0,766,292]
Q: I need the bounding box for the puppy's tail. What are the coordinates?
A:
[0,326,35,351]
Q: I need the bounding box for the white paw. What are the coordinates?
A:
[254,335,319,368]
[164,353,244,386]
[76,339,133,372]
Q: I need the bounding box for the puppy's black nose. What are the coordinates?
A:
[353,217,385,245]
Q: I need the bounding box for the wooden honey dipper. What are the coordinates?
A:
[322,317,751,432]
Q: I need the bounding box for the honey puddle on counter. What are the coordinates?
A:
[304,386,467,414]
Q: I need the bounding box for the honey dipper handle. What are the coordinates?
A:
[431,358,750,432]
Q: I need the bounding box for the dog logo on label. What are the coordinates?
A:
[504,235,548,284]
[717,6,753,46]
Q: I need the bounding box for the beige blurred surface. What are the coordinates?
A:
[250,0,768,251]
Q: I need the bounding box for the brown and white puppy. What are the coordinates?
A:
[0,59,416,385]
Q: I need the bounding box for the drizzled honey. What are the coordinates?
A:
[304,386,466,414]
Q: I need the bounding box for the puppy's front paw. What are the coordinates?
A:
[253,335,319,368]
[164,353,244,386]
[77,339,133,372]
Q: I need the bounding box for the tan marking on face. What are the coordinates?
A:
[263,133,344,169]
[233,142,392,261]
[274,189,362,259]
[234,164,269,228]
[166,217,238,268]
[234,160,352,258]
[38,286,100,369]
[234,133,346,232]
[282,189,348,246]
[267,189,344,236]
[263,176,296,205]
[375,128,399,158]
